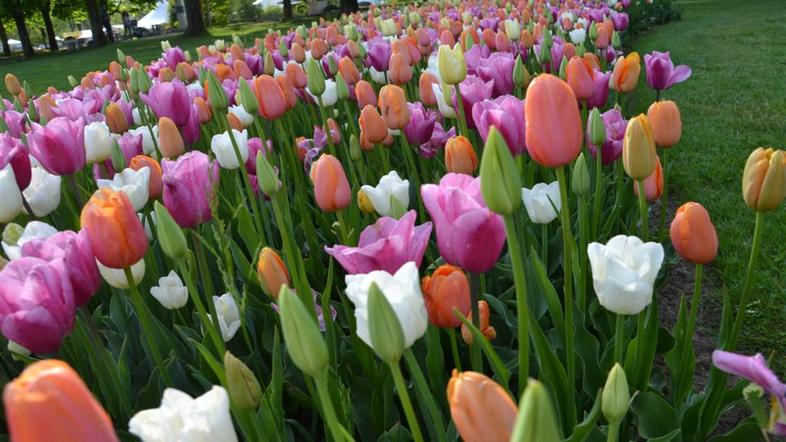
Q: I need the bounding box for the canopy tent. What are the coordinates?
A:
[137,0,169,29]
[8,39,22,51]
[253,0,279,6]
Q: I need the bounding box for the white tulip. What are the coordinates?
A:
[522,182,561,224]
[129,386,238,442]
[1,221,58,261]
[211,293,241,342]
[505,19,521,41]
[229,105,254,128]
[84,121,114,164]
[308,79,338,107]
[129,126,160,159]
[186,81,204,96]
[211,129,249,170]
[426,54,442,84]
[214,39,226,51]
[132,107,143,126]
[97,167,150,212]
[361,171,409,218]
[22,166,62,218]
[569,28,587,45]
[345,261,428,350]
[98,258,146,289]
[369,67,388,84]
[150,271,188,310]
[432,83,457,119]
[587,235,665,315]
[0,165,23,223]
[138,211,157,241]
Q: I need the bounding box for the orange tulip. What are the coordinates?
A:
[647,100,682,147]
[227,112,244,131]
[309,154,351,212]
[611,52,641,93]
[291,42,306,64]
[440,29,455,46]
[445,136,478,174]
[129,155,163,200]
[285,62,308,89]
[4,360,118,442]
[4,73,21,96]
[419,72,439,107]
[215,63,234,82]
[670,202,718,264]
[310,38,328,60]
[276,75,298,110]
[482,28,496,49]
[194,96,212,123]
[524,74,583,167]
[520,29,535,48]
[389,52,413,85]
[158,116,185,159]
[354,80,377,110]
[422,265,471,328]
[566,56,595,100]
[495,31,511,52]
[37,93,57,121]
[359,105,388,144]
[633,156,664,202]
[230,43,245,62]
[176,62,196,83]
[583,52,601,71]
[378,85,410,130]
[105,103,128,134]
[254,75,287,121]
[338,56,361,85]
[446,370,517,442]
[233,60,253,80]
[158,67,175,82]
[108,61,123,81]
[461,300,496,345]
[257,247,290,298]
[80,188,148,269]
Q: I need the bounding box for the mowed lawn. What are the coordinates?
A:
[628,0,786,372]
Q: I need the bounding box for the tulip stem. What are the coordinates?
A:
[389,360,424,442]
[315,373,354,442]
[403,349,447,442]
[177,258,226,359]
[502,214,530,397]
[636,179,649,240]
[124,266,173,386]
[447,328,462,371]
[728,212,764,349]
[452,84,470,138]
[468,273,483,373]
[399,133,426,222]
[592,145,604,238]
[614,314,625,364]
[672,263,703,406]
[541,223,549,269]
[219,113,264,237]
[657,148,670,242]
[317,96,337,157]
[606,420,620,442]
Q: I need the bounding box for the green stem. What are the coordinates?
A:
[468,273,483,372]
[452,84,470,138]
[317,96,337,156]
[315,373,354,442]
[607,420,620,442]
[389,361,424,442]
[177,258,226,358]
[658,148,670,241]
[727,212,764,349]
[555,166,576,427]
[219,114,264,236]
[447,328,462,371]
[636,179,649,240]
[503,214,530,397]
[577,194,590,311]
[592,145,604,238]
[403,350,447,442]
[614,314,625,364]
[541,223,549,269]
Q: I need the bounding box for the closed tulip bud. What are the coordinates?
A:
[359,105,388,144]
[633,156,664,202]
[437,43,467,85]
[105,103,128,134]
[602,363,630,423]
[378,85,410,130]
[588,107,607,147]
[647,100,682,147]
[612,31,621,49]
[224,352,263,410]
[510,379,562,442]
[367,282,405,364]
[572,153,590,195]
[512,55,530,88]
[357,189,375,213]
[264,52,275,76]
[291,42,306,63]
[670,202,718,264]
[158,67,175,82]
[589,22,599,41]
[68,74,79,88]
[611,53,641,94]
[278,286,329,377]
[349,134,362,161]
[480,127,522,215]
[355,80,377,109]
[254,75,287,121]
[256,151,280,195]
[445,136,478,174]
[326,55,338,77]
[158,116,185,159]
[622,114,657,180]
[335,72,350,101]
[558,56,568,80]
[419,72,438,107]
[389,52,413,85]
[285,62,307,89]
[566,56,595,100]
[461,300,496,344]
[238,79,259,115]
[742,148,786,212]
[310,154,351,212]
[153,201,188,259]
[338,56,360,85]
[305,58,326,97]
[447,370,517,442]
[525,74,583,168]
[81,189,148,269]
[422,265,470,328]
[257,247,290,298]
[110,140,126,172]
[206,71,228,111]
[4,73,21,96]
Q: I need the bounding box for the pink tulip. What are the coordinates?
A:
[524,74,582,168]
[140,80,192,127]
[162,151,219,228]
[476,52,515,97]
[472,95,526,155]
[455,75,494,129]
[0,133,31,190]
[403,102,438,146]
[27,117,86,176]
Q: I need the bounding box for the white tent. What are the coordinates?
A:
[253,0,279,6]
[137,0,169,29]
[8,39,22,51]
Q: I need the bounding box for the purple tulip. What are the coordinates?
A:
[418,122,455,158]
[455,75,494,129]
[51,97,101,121]
[246,54,263,76]
[163,47,186,69]
[182,102,201,145]
[587,108,627,165]
[464,45,491,75]
[403,102,438,146]
[366,39,392,72]
[585,69,612,109]
[162,151,219,228]
[2,110,25,137]
[325,210,432,275]
[611,13,629,31]
[117,132,143,160]
[245,137,273,174]
[27,117,86,176]
[0,133,32,190]
[140,80,192,127]
[476,52,515,96]
[21,230,101,307]
[644,51,692,91]
[472,95,526,155]
[421,173,506,273]
[0,257,75,353]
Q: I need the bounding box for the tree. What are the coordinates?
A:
[85,0,107,47]
[183,0,206,35]
[0,19,10,57]
[340,0,358,13]
[283,0,292,20]
[37,0,58,52]
[0,2,35,58]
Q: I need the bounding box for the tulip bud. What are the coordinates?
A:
[447,370,517,442]
[445,136,478,174]
[137,69,152,94]
[256,151,280,196]
[742,148,786,212]
[224,352,263,410]
[68,75,79,88]
[257,247,290,298]
[238,79,259,115]
[622,114,657,180]
[309,154,351,212]
[589,22,599,40]
[206,71,228,111]
[264,52,275,76]
[367,282,405,364]
[512,55,530,88]
[305,58,326,97]
[572,153,590,195]
[437,43,467,85]
[378,85,410,130]
[335,72,350,101]
[602,363,630,423]
[359,105,388,144]
[105,103,128,134]
[612,31,621,49]
[116,48,126,64]
[357,189,375,213]
[511,379,562,442]
[480,127,521,215]
[670,202,718,264]
[349,134,362,161]
[461,300,496,344]
[4,74,21,96]
[588,107,606,147]
[110,140,126,172]
[158,117,185,159]
[278,286,329,377]
[647,100,682,147]
[558,56,568,80]
[80,189,148,269]
[422,265,470,328]
[153,201,188,259]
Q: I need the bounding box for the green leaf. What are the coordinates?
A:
[529,247,565,341]
[564,389,602,442]
[527,310,570,428]
[631,391,681,440]
[455,309,510,390]
[707,417,760,442]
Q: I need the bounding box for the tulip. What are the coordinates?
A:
[0,165,23,223]
[97,167,151,212]
[2,221,57,261]
[403,102,438,146]
[742,148,786,212]
[211,129,249,170]
[611,52,641,93]
[0,133,31,191]
[670,202,718,264]
[4,73,21,96]
[461,298,497,344]
[140,80,191,127]
[622,114,657,180]
[355,80,377,109]
[0,257,75,353]
[432,82,457,119]
[257,247,290,298]
[566,56,596,101]
[421,265,470,328]
[419,72,439,107]
[84,121,114,165]
[472,95,527,155]
[524,74,582,167]
[158,116,185,159]
[162,151,218,228]
[80,188,148,269]
[345,261,428,351]
[389,52,413,85]
[510,379,562,442]
[129,386,237,442]
[447,370,517,442]
[253,75,287,121]
[129,155,163,200]
[475,52,515,96]
[438,43,467,85]
[338,56,360,84]
[587,108,627,165]
[522,182,561,224]
[445,136,478,174]
[602,363,631,424]
[360,170,409,218]
[644,51,692,92]
[456,75,494,129]
[212,293,241,342]
[228,105,254,128]
[647,100,682,147]
[224,352,262,410]
[105,103,128,134]
[480,127,522,216]
[633,156,664,202]
[277,286,330,377]
[309,154,351,212]
[98,258,145,289]
[150,270,188,309]
[326,210,431,275]
[378,85,410,130]
[27,117,86,176]
[587,235,665,315]
[422,173,506,273]
[4,360,118,442]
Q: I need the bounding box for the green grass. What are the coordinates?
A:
[628,0,786,372]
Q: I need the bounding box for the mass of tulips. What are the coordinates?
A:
[1,0,785,440]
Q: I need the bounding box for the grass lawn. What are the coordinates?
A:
[629,0,786,372]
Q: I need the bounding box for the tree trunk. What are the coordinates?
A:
[40,1,59,52]
[283,0,292,20]
[184,0,206,36]
[10,11,33,58]
[0,20,10,57]
[340,0,358,13]
[85,0,107,47]
[100,0,114,42]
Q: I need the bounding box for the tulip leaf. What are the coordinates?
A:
[573,307,605,397]
[707,417,760,442]
[529,247,565,342]
[564,389,602,442]
[454,309,510,390]
[527,310,570,427]
[630,391,680,440]
[234,204,258,256]
[189,338,227,385]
